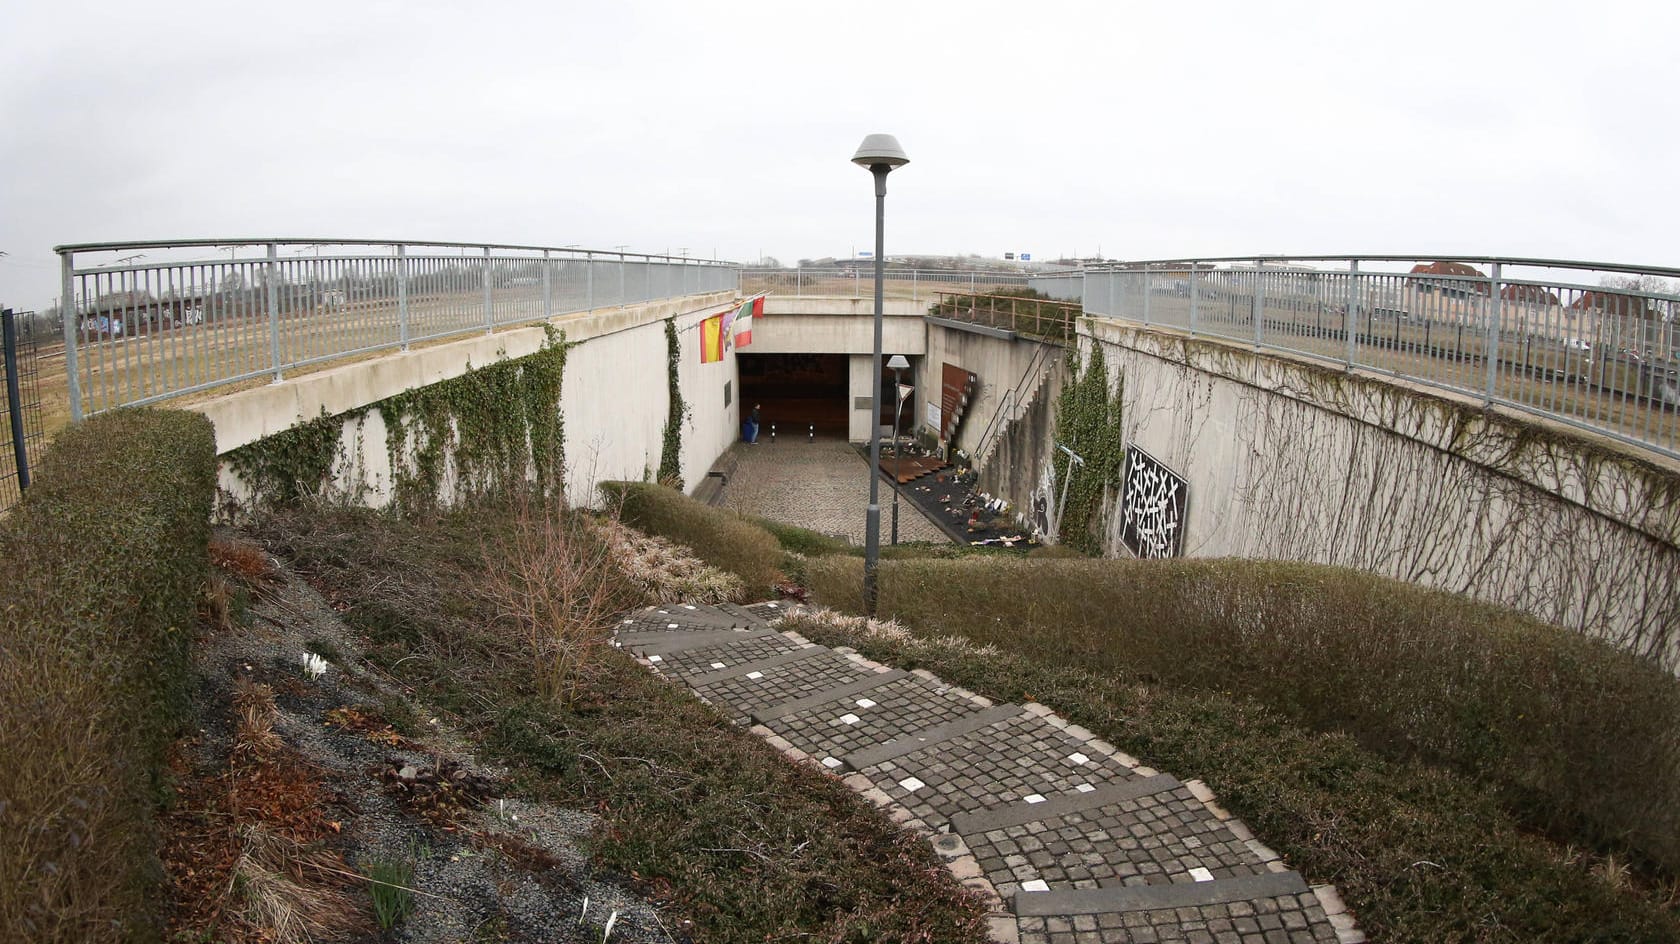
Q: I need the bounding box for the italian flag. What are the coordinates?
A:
[733,299,753,347]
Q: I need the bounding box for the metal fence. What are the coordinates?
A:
[1028,271,1084,301]
[1085,256,1680,460]
[56,238,739,419]
[2,309,45,512]
[739,267,1029,303]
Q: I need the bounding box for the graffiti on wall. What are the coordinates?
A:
[1121,443,1188,558]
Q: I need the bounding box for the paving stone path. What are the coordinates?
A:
[719,438,951,544]
[614,603,1364,944]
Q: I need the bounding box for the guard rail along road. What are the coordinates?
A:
[1084,255,1680,461]
[55,238,739,419]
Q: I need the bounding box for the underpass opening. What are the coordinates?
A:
[737,353,849,439]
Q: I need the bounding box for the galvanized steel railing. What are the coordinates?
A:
[56,238,738,419]
[1084,256,1680,460]
[739,267,1029,303]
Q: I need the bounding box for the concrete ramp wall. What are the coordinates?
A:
[200,292,741,510]
[1058,318,1680,669]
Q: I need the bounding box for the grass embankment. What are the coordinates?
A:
[0,409,217,943]
[598,484,1680,940]
[797,553,1680,942]
[255,500,989,944]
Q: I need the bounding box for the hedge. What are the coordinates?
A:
[804,554,1680,874]
[0,409,217,943]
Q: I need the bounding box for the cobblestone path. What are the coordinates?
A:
[614,603,1364,944]
[719,438,951,544]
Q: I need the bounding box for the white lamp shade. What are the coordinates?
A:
[886,354,910,370]
[852,133,909,168]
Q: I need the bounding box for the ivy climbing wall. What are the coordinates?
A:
[1073,318,1680,670]
[213,294,740,515]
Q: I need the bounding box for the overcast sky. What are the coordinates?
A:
[3,0,1676,309]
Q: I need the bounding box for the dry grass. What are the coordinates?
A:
[210,534,280,591]
[232,679,283,760]
[594,515,745,603]
[231,826,365,944]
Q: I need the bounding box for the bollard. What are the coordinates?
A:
[808,424,814,443]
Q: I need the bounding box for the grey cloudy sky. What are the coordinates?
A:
[2,0,1676,309]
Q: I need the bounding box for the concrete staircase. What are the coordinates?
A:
[614,603,1363,944]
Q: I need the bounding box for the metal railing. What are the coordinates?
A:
[1085,255,1680,460]
[55,238,739,419]
[1,309,45,512]
[739,267,1029,303]
[926,291,1080,343]
[970,340,1059,470]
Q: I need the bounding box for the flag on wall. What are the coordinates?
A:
[752,295,765,318]
[733,299,753,347]
[700,314,725,363]
[720,309,736,354]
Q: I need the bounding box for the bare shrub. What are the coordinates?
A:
[478,496,638,705]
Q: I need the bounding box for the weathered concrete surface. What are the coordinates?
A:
[991,317,1680,669]
[718,439,949,545]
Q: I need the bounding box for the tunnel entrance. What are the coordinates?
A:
[737,353,849,439]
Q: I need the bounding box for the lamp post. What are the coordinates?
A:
[853,132,909,616]
[887,354,911,545]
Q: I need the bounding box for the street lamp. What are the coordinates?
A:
[887,354,911,545]
[853,132,909,616]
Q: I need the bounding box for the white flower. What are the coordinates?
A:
[603,910,619,942]
[301,651,329,679]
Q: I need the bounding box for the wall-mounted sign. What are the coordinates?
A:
[1120,444,1188,559]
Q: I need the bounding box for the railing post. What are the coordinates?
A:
[586,252,594,310]
[266,242,283,380]
[796,267,803,297]
[1485,261,1502,404]
[912,270,918,304]
[1344,261,1359,368]
[482,246,493,333]
[4,309,31,491]
[1142,268,1152,325]
[1251,261,1264,348]
[60,251,82,422]
[1188,264,1199,335]
[397,244,410,350]
[619,253,627,307]
[542,248,552,319]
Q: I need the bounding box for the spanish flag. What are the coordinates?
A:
[700,314,725,363]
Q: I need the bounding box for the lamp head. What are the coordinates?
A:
[886,354,910,371]
[852,133,909,170]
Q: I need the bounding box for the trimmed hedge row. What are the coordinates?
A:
[0,409,217,943]
[804,554,1680,874]
[601,482,785,593]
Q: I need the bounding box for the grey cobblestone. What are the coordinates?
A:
[719,439,951,544]
[965,784,1270,898]
[860,712,1147,827]
[764,675,993,763]
[644,633,806,677]
[695,650,884,722]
